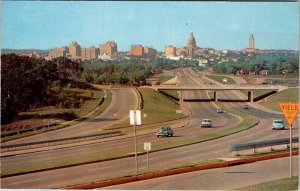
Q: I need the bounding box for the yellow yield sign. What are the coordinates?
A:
[278,102,299,126]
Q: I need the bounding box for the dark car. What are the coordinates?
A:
[156,126,174,137]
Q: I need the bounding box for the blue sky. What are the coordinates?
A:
[2,2,299,51]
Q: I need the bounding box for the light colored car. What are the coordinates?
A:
[201,119,212,128]
[156,126,174,137]
[272,119,285,130]
[217,108,224,113]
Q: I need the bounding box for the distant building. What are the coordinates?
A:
[81,47,100,60]
[187,33,197,55]
[48,46,69,59]
[144,46,157,59]
[100,41,118,60]
[22,51,48,58]
[198,58,208,67]
[129,45,144,56]
[176,48,187,56]
[249,34,255,49]
[165,45,176,57]
[69,41,81,58]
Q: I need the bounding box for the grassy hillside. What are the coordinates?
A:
[260,88,299,112]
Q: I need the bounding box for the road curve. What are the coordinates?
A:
[2,88,138,146]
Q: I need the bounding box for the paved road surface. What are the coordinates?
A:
[2,70,297,188]
[103,156,299,190]
[2,88,138,146]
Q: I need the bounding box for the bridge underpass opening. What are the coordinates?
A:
[158,89,278,103]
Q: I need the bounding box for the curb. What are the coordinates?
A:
[62,149,299,189]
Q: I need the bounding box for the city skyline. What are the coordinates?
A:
[3,2,299,51]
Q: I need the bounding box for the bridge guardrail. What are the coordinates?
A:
[230,137,298,155]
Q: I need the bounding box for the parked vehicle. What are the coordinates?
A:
[201,119,212,128]
[272,119,285,130]
[156,126,174,137]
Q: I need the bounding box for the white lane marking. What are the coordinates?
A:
[211,150,222,154]
[87,166,111,172]
[176,158,188,162]
[210,143,222,148]
[8,178,45,185]
[177,149,196,155]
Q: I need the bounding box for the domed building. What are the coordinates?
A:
[188,33,196,48]
[187,33,197,55]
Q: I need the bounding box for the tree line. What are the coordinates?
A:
[1,54,197,124]
[213,53,299,75]
[1,54,83,123]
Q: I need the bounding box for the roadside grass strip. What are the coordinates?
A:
[2,102,257,177]
[259,88,299,112]
[206,75,236,84]
[159,90,179,99]
[239,89,275,98]
[236,176,298,191]
[62,150,298,189]
[2,90,112,142]
[159,75,175,83]
[104,88,184,130]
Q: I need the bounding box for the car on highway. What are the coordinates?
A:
[201,119,212,128]
[156,126,174,137]
[217,108,224,113]
[272,119,285,130]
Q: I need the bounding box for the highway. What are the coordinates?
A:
[104,156,299,190]
[1,69,297,189]
[2,88,138,146]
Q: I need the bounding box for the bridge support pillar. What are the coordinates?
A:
[248,91,254,102]
[213,91,218,102]
[180,91,183,102]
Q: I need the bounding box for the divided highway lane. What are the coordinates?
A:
[2,88,138,146]
[2,72,240,170]
[3,71,298,188]
[2,113,297,188]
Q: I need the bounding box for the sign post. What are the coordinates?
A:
[144,142,151,171]
[130,110,142,173]
[278,102,299,179]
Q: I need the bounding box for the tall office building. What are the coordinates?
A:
[165,45,176,57]
[249,34,255,49]
[69,42,81,58]
[99,41,118,59]
[129,45,144,56]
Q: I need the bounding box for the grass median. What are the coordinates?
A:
[236,176,298,191]
[104,88,184,130]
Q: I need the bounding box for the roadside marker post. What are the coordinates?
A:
[144,142,151,171]
[278,102,299,179]
[130,110,142,173]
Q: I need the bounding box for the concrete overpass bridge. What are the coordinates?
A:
[154,85,288,102]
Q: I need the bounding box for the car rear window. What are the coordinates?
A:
[274,120,283,123]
